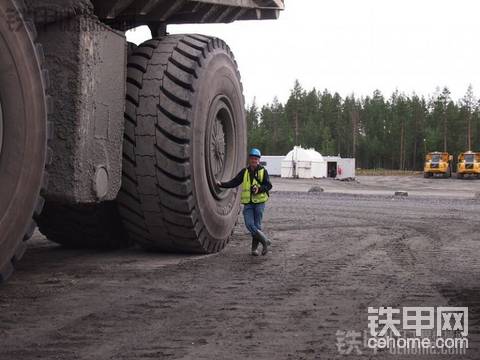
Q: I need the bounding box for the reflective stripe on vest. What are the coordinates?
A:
[241,168,269,205]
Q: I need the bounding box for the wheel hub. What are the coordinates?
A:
[206,96,237,200]
[210,117,226,179]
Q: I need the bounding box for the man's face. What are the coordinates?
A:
[248,156,260,168]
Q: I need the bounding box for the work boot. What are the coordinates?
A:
[254,231,269,256]
[257,230,271,247]
[251,236,260,256]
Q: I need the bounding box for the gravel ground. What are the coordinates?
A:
[273,175,480,199]
[0,176,479,359]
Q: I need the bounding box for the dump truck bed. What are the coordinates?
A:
[91,0,284,27]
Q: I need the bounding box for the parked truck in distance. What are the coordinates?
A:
[457,151,480,179]
[423,152,453,178]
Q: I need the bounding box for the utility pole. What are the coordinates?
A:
[443,106,448,153]
[337,109,341,154]
[467,112,472,151]
[351,108,358,159]
[294,111,299,145]
[400,118,405,170]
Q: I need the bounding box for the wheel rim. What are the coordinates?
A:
[211,115,226,178]
[206,95,237,200]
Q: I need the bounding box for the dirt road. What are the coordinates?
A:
[274,175,480,198]
[1,177,479,359]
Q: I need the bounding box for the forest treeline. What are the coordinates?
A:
[247,81,480,170]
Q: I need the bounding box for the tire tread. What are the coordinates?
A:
[118,35,240,253]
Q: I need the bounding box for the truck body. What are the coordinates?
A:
[0,0,284,282]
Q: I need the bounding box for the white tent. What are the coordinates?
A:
[281,146,327,179]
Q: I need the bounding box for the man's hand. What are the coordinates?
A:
[252,185,260,195]
[216,180,222,187]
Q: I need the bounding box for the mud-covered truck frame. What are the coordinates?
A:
[0,0,284,282]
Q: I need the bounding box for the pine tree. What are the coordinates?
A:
[461,84,476,151]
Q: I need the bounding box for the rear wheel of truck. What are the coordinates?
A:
[0,0,50,282]
[37,202,130,249]
[118,35,246,253]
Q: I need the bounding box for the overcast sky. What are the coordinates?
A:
[127,0,480,106]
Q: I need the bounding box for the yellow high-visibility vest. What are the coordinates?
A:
[241,168,269,205]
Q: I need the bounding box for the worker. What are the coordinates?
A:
[217,148,273,256]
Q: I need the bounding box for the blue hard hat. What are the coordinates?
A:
[249,148,262,158]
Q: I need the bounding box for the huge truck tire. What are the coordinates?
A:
[118,35,246,253]
[36,43,139,250]
[0,0,51,282]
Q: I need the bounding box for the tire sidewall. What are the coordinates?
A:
[0,0,46,262]
[191,48,246,243]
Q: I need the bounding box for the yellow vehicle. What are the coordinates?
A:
[457,151,480,179]
[424,152,453,178]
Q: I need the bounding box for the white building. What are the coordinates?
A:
[323,156,356,180]
[280,146,356,179]
[261,156,284,176]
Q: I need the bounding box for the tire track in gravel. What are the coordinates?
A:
[271,192,480,359]
[1,191,479,359]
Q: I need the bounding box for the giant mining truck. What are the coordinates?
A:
[0,0,284,282]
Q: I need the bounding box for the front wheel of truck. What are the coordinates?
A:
[117,35,246,253]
